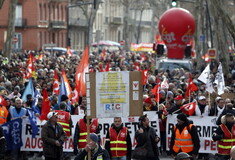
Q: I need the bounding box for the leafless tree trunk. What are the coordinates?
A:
[3,0,17,59]
[122,0,131,51]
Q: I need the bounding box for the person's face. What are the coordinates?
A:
[15,100,22,108]
[218,100,225,107]
[114,118,122,128]
[51,115,58,123]
[142,117,149,127]
[86,138,97,149]
[198,99,206,105]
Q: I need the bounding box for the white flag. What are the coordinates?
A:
[206,71,214,93]
[214,62,225,95]
[198,64,210,84]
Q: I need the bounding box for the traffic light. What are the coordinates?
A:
[171,0,177,7]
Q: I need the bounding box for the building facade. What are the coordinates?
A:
[0,0,68,52]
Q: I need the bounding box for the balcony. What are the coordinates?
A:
[50,20,66,29]
[109,17,122,25]
[15,18,27,27]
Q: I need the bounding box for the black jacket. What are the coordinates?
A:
[134,126,159,159]
[75,145,110,160]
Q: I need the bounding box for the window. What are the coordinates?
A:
[15,4,22,26]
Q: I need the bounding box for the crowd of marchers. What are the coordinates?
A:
[0,49,235,160]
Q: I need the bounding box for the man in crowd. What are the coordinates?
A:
[55,102,73,137]
[41,112,66,160]
[170,113,200,159]
[212,113,235,160]
[194,96,210,116]
[105,117,132,160]
[134,114,160,160]
[73,114,100,155]
[75,133,110,160]
[175,152,192,160]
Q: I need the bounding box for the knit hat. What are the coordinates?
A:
[61,95,69,101]
[177,113,188,122]
[175,152,192,160]
[89,133,98,143]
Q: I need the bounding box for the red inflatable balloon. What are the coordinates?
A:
[158,8,196,59]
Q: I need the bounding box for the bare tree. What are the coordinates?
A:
[69,0,101,49]
[3,0,17,59]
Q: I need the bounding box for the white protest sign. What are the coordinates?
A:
[21,112,159,151]
[166,115,218,153]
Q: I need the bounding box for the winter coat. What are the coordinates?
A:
[134,126,159,160]
[41,121,66,159]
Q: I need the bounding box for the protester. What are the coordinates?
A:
[0,102,8,125]
[212,113,235,160]
[170,113,200,159]
[75,133,110,160]
[105,117,132,160]
[73,114,100,155]
[55,101,73,137]
[41,111,66,160]
[133,114,160,160]
[194,96,210,116]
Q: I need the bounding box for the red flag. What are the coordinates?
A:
[185,74,198,98]
[134,62,141,71]
[0,96,8,106]
[26,53,37,79]
[180,101,196,116]
[52,70,60,95]
[101,48,106,61]
[105,60,110,72]
[151,78,161,102]
[142,69,148,85]
[39,89,51,121]
[75,46,89,97]
[140,54,146,62]
[67,46,73,57]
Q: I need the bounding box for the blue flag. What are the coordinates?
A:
[58,77,67,105]
[2,118,23,150]
[21,78,34,102]
[32,88,41,107]
[27,108,39,138]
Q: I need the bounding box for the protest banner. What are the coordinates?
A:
[166,114,218,153]
[21,111,159,151]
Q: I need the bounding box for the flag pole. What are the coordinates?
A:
[86,115,91,160]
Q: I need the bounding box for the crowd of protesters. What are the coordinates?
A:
[0,48,235,159]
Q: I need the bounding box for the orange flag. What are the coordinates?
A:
[39,89,51,121]
[53,70,60,95]
[75,46,89,97]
